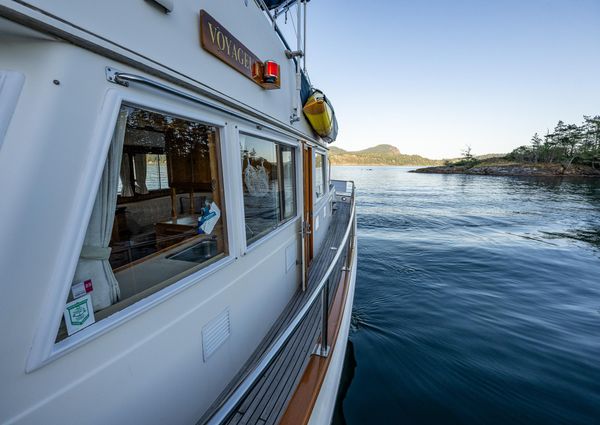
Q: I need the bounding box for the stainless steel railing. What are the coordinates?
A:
[203,180,356,425]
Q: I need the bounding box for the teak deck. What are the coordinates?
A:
[200,200,352,425]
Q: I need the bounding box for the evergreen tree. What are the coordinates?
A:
[507,114,600,168]
[462,145,474,161]
[530,133,542,163]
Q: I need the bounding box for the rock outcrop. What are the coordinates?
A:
[411,163,600,177]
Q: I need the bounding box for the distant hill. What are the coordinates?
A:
[329,144,444,166]
[354,145,402,155]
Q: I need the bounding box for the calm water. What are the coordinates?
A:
[331,166,600,425]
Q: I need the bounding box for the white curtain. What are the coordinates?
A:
[73,109,128,311]
[134,154,149,194]
[119,153,134,197]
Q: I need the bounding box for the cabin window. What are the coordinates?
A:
[56,104,227,342]
[240,134,296,245]
[315,152,326,199]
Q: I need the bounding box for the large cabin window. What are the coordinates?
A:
[315,152,326,199]
[56,105,227,342]
[240,134,296,245]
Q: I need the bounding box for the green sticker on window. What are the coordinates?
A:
[64,294,95,335]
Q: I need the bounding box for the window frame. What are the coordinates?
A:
[277,144,297,222]
[314,149,328,202]
[236,125,300,253]
[27,89,237,371]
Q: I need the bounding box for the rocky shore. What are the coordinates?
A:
[411,163,600,177]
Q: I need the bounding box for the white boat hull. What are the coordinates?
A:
[308,234,357,425]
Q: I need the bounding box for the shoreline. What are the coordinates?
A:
[330,163,436,167]
[410,163,600,178]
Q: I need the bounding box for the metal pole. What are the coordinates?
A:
[296,0,301,54]
[345,189,355,271]
[319,277,329,357]
[303,0,307,73]
[346,235,351,270]
[295,0,302,121]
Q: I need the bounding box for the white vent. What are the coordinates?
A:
[202,309,230,362]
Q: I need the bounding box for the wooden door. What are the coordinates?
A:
[302,144,314,279]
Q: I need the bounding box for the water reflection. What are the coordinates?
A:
[332,341,357,425]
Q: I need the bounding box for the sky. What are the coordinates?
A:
[278,0,600,159]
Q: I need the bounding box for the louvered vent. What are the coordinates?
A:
[202,309,230,362]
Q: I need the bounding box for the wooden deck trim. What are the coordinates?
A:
[278,241,354,425]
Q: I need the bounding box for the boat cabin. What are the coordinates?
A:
[0,1,356,424]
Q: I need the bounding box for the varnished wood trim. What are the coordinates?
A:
[279,243,354,425]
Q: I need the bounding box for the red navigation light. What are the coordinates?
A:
[263,60,279,83]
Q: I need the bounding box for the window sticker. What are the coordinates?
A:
[71,279,94,299]
[198,202,221,235]
[64,294,95,336]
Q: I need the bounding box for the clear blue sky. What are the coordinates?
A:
[280,0,600,159]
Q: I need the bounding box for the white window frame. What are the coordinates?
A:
[27,88,238,371]
[313,148,328,204]
[236,125,300,254]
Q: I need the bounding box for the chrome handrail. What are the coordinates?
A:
[105,68,314,143]
[203,181,356,425]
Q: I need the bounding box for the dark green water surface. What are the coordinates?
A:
[331,166,600,425]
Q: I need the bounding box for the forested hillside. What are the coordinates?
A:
[329,144,444,166]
